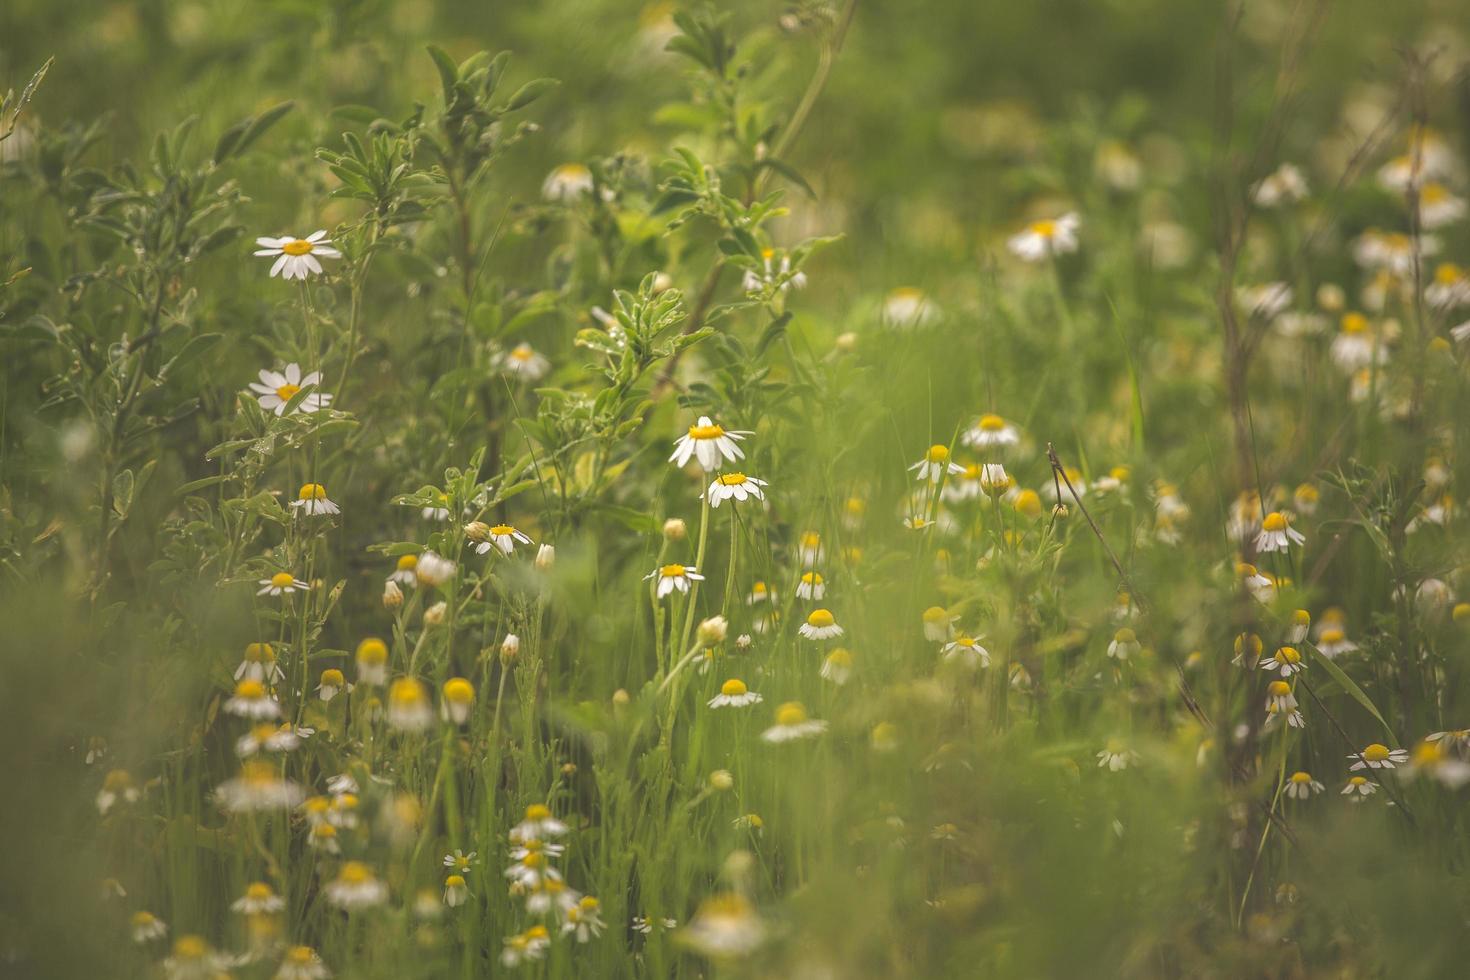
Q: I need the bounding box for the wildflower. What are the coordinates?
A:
[633,915,679,934]
[469,522,533,556]
[1227,491,1263,543]
[1097,741,1139,771]
[1238,282,1293,320]
[1314,625,1357,659]
[676,892,766,958]
[501,633,521,660]
[511,803,569,843]
[275,946,331,980]
[542,162,593,201]
[233,881,285,916]
[820,647,853,684]
[317,668,346,702]
[663,517,688,541]
[922,606,956,642]
[325,861,388,910]
[910,444,964,483]
[162,935,227,980]
[795,571,825,600]
[505,842,564,888]
[249,362,332,416]
[798,608,843,640]
[697,615,727,647]
[389,554,419,586]
[444,849,478,875]
[1341,776,1377,801]
[442,875,469,908]
[670,416,749,471]
[1284,771,1324,799]
[234,642,283,683]
[1259,646,1305,676]
[564,896,607,942]
[1250,163,1309,207]
[1255,512,1304,553]
[525,877,581,917]
[500,924,552,967]
[1264,681,1303,728]
[762,701,828,742]
[1292,484,1319,516]
[355,638,389,686]
[421,492,450,521]
[881,287,937,327]
[1008,212,1081,261]
[796,530,824,566]
[1426,263,1470,310]
[130,910,167,944]
[225,679,281,720]
[216,760,305,812]
[942,634,991,669]
[1352,228,1439,275]
[535,543,555,570]
[387,677,433,732]
[1426,729,1470,755]
[254,231,341,280]
[646,562,703,598]
[747,581,773,605]
[1417,182,1467,229]
[1348,743,1408,770]
[979,462,1011,494]
[742,248,806,294]
[496,343,550,381]
[236,722,308,757]
[1329,313,1385,373]
[706,472,768,507]
[415,551,457,587]
[1107,627,1140,661]
[257,571,309,597]
[291,482,340,517]
[1409,739,1470,789]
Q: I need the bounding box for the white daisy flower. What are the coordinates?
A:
[910,444,965,483]
[248,363,332,415]
[500,925,552,967]
[232,881,285,915]
[795,571,825,600]
[645,563,704,599]
[1314,625,1357,659]
[1348,743,1408,770]
[761,702,828,743]
[922,606,957,642]
[1250,163,1309,207]
[130,910,166,945]
[1418,182,1467,229]
[978,462,1012,495]
[420,492,450,521]
[215,761,305,813]
[706,472,767,507]
[1426,729,1470,755]
[1284,771,1324,799]
[542,163,594,201]
[275,946,331,980]
[943,634,991,669]
[1255,511,1305,553]
[1259,645,1306,676]
[1352,229,1438,275]
[324,862,388,910]
[1329,313,1387,373]
[441,677,475,725]
[1107,627,1140,661]
[632,915,678,934]
[291,482,340,517]
[254,231,341,280]
[511,804,569,843]
[741,248,806,295]
[386,677,433,732]
[234,642,283,683]
[162,936,229,980]
[820,647,853,684]
[257,571,309,597]
[1096,741,1139,771]
[708,678,762,708]
[236,722,308,757]
[224,680,281,720]
[1427,263,1470,310]
[1007,212,1080,262]
[443,849,478,875]
[795,530,824,566]
[746,581,774,605]
[414,551,457,587]
[798,608,843,640]
[563,897,606,943]
[1341,775,1377,801]
[497,343,550,381]
[962,413,1019,449]
[468,522,533,556]
[1264,681,1304,728]
[442,875,469,908]
[670,416,750,471]
[881,287,937,328]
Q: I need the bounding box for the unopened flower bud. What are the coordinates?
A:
[611,688,630,706]
[463,521,490,542]
[697,615,728,648]
[423,601,447,626]
[383,580,404,609]
[834,331,858,353]
[535,544,555,571]
[663,518,687,542]
[709,769,734,791]
[1052,504,1070,519]
[500,633,520,662]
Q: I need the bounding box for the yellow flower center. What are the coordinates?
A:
[1031,219,1057,238]
[721,678,748,697]
[389,678,424,705]
[926,444,949,462]
[443,678,474,703]
[1341,313,1367,334]
[826,648,852,666]
[1348,776,1367,787]
[717,473,748,485]
[688,423,724,439]
[1362,743,1390,762]
[1319,628,1345,645]
[801,532,821,548]
[922,606,949,623]
[320,668,344,687]
[357,638,388,664]
[489,524,517,536]
[1278,647,1300,664]
[281,239,314,256]
[338,861,372,885]
[526,925,549,941]
[270,572,295,588]
[510,345,533,362]
[173,936,208,959]
[660,563,686,578]
[1289,771,1312,784]
[801,572,823,585]
[286,947,315,964]
[776,702,808,726]
[807,609,835,628]
[246,882,273,900]
[1262,512,1288,532]
[445,874,465,888]
[396,553,418,570]
[1114,627,1136,644]
[244,642,275,663]
[751,582,767,595]
[979,413,1006,431]
[273,383,302,403]
[1267,680,1292,697]
[525,803,551,821]
[298,483,327,501]
[1291,609,1310,627]
[235,679,266,699]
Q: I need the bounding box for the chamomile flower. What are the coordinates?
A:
[162,935,228,980]
[444,849,478,875]
[225,679,281,720]
[387,553,419,587]
[1284,771,1324,799]
[511,803,569,843]
[795,571,826,600]
[468,522,533,556]
[235,642,283,683]
[1238,282,1293,320]
[962,412,1020,449]
[291,483,340,517]
[646,563,703,598]
[316,668,346,702]
[1341,775,1377,801]
[632,915,679,934]
[881,287,937,328]
[1330,312,1387,374]
[442,875,469,908]
[1313,625,1357,659]
[708,678,762,708]
[249,363,332,415]
[216,760,305,812]
[741,248,806,295]
[500,925,552,967]
[325,862,388,910]
[706,472,768,507]
[795,530,824,566]
[922,606,957,642]
[978,462,1012,495]
[1352,229,1438,275]
[1227,491,1263,543]
[1409,739,1470,788]
[943,634,991,669]
[1255,511,1305,553]
[564,896,607,943]
[232,882,285,916]
[96,769,139,816]
[542,163,594,201]
[254,231,341,280]
[1107,627,1140,661]
[677,892,766,958]
[496,343,550,381]
[910,444,964,483]
[798,608,844,640]
[257,571,309,597]
[1250,163,1309,207]
[236,722,308,757]
[746,581,774,605]
[1426,262,1470,310]
[420,493,450,521]
[1418,182,1467,229]
[1426,729,1470,755]
[275,946,331,980]
[1264,681,1303,728]
[762,701,828,743]
[1259,646,1305,676]
[415,551,457,587]
[1008,212,1081,261]
[820,647,854,684]
[1349,743,1408,770]
[670,416,750,471]
[440,677,475,725]
[526,877,582,918]
[1097,741,1139,771]
[386,677,433,732]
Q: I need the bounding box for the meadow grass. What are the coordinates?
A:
[5,2,1470,977]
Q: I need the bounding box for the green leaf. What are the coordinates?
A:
[112,469,135,518]
[1309,647,1397,745]
[505,78,559,111]
[427,46,459,101]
